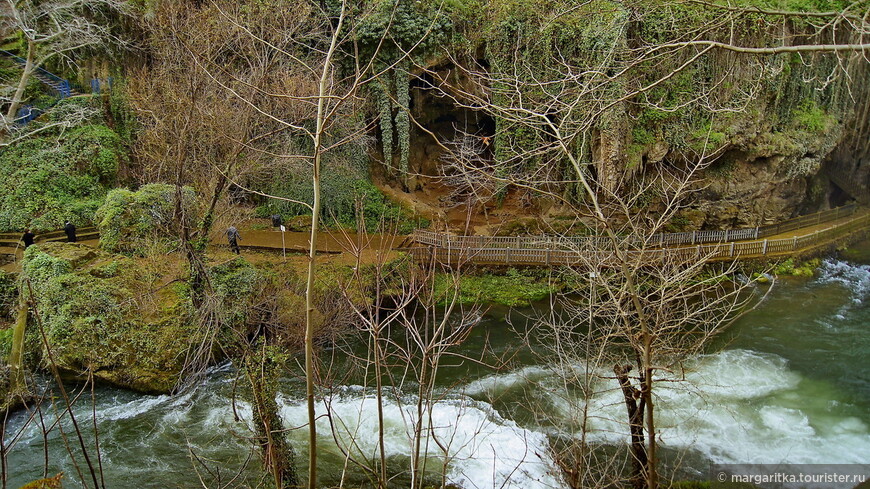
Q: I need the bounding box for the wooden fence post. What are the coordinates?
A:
[545,248,551,266]
[691,230,696,244]
[754,227,759,239]
[730,242,735,257]
[506,247,511,264]
[793,236,798,250]
[762,239,768,255]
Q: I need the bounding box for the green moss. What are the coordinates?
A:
[773,257,820,277]
[0,328,12,363]
[20,242,196,393]
[792,100,834,133]
[433,268,556,307]
[706,159,736,180]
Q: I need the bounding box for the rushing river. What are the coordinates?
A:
[6,247,870,487]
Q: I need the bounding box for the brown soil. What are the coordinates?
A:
[377,180,544,235]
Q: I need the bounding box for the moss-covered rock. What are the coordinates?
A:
[0,270,16,323]
[432,267,557,307]
[209,257,331,348]
[20,242,195,393]
[773,257,821,277]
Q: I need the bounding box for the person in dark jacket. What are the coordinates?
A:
[21,229,35,248]
[64,221,77,242]
[227,226,241,254]
[270,214,283,228]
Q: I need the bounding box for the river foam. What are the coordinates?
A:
[274,389,564,489]
[464,348,870,468]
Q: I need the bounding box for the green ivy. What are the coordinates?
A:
[395,66,411,185]
[377,78,394,170]
[0,270,17,322]
[95,183,196,255]
[0,123,125,232]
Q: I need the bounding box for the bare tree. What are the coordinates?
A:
[1,0,131,131]
[327,222,494,489]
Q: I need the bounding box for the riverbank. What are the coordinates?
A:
[5,249,870,487]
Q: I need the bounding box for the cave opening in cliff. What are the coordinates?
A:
[407,67,496,191]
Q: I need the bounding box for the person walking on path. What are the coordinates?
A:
[227,226,241,254]
[64,221,77,242]
[21,229,35,248]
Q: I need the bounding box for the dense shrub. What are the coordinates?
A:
[0,123,125,232]
[257,174,427,234]
[95,183,196,254]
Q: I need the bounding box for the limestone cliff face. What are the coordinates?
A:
[669,101,849,230]
[375,5,870,232]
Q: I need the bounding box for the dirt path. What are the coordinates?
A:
[210,228,404,254]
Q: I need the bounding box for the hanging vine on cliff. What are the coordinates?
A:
[395,65,411,189]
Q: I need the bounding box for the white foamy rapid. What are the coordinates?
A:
[277,388,564,489]
[464,348,870,467]
[818,258,870,302]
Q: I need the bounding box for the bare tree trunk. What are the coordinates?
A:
[8,299,27,396]
[304,6,346,488]
[642,347,657,489]
[614,364,648,489]
[5,40,35,124]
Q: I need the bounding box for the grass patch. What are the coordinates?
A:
[433,268,556,307]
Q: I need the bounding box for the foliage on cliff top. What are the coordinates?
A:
[95,183,197,255]
[20,242,195,393]
[0,116,126,232]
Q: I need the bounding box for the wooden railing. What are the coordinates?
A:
[408,206,870,267]
[412,204,859,251]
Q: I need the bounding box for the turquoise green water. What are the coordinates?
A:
[6,248,870,487]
